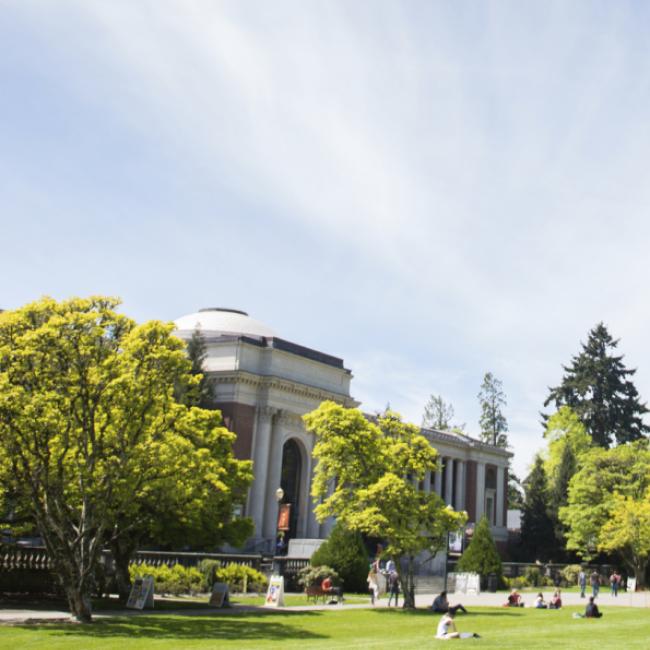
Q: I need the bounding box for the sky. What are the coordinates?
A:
[3,1,650,478]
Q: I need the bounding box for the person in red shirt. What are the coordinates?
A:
[321,576,344,604]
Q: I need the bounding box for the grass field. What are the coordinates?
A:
[0,605,648,649]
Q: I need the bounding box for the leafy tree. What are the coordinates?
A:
[477,372,508,447]
[310,522,369,592]
[543,407,592,547]
[559,440,650,584]
[0,297,252,621]
[544,323,649,447]
[598,491,650,588]
[304,402,466,608]
[422,394,464,431]
[457,516,502,587]
[520,456,556,561]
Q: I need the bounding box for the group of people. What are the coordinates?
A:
[534,590,563,609]
[578,568,623,598]
[367,557,401,606]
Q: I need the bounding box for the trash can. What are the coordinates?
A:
[487,573,498,592]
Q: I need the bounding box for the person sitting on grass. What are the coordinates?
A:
[431,591,468,615]
[534,592,547,609]
[549,590,562,609]
[321,575,343,604]
[585,596,602,618]
[504,588,524,607]
[435,610,480,640]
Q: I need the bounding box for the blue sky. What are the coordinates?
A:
[3,1,650,478]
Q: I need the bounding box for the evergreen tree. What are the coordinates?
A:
[477,372,508,447]
[520,456,556,561]
[507,472,524,509]
[176,327,215,409]
[457,516,502,587]
[422,394,464,431]
[544,323,649,447]
[310,522,369,592]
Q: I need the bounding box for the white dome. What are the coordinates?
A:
[173,308,277,339]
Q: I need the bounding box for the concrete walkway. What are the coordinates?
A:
[1,590,647,624]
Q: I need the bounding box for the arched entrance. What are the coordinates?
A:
[279,439,302,548]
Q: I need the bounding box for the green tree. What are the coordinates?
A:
[310,522,369,593]
[422,394,464,432]
[559,440,650,582]
[520,456,556,561]
[478,372,508,447]
[457,516,502,587]
[303,402,466,609]
[544,323,649,447]
[0,297,252,621]
[598,491,650,588]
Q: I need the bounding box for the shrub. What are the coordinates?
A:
[561,564,583,586]
[523,566,542,587]
[197,559,221,592]
[457,516,503,588]
[310,523,369,593]
[129,562,202,596]
[298,565,340,589]
[215,563,267,593]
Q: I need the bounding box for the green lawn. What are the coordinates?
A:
[0,606,648,649]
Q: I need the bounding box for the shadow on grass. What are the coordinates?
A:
[15,612,327,642]
[365,608,523,618]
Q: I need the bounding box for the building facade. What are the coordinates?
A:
[174,308,511,553]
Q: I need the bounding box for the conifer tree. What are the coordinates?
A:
[478,372,508,447]
[457,516,502,587]
[520,456,556,561]
[422,394,464,431]
[544,323,649,447]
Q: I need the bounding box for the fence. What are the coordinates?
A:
[0,546,311,594]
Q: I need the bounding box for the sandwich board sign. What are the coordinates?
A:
[264,575,285,607]
[209,582,230,608]
[126,575,155,610]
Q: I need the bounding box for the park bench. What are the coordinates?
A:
[305,584,338,604]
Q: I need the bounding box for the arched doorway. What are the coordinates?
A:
[279,439,302,549]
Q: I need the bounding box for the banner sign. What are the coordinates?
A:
[264,575,285,607]
[277,504,291,531]
[209,582,230,608]
[126,575,155,610]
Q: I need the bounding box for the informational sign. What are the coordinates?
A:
[452,572,480,595]
[209,582,230,608]
[264,575,285,607]
[448,530,464,553]
[277,504,291,531]
[627,577,637,593]
[126,575,155,610]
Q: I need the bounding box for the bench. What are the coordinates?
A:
[305,585,338,604]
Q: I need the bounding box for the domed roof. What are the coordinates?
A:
[173,308,277,339]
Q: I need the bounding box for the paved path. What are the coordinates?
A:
[1,590,647,623]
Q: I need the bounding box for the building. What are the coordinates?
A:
[174,308,511,553]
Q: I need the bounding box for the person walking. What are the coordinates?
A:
[578,569,587,598]
[590,570,600,598]
[387,570,400,607]
[367,565,380,606]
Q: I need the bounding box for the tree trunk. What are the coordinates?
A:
[110,538,137,603]
[399,555,416,609]
[66,586,93,623]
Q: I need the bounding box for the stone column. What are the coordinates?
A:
[475,462,486,522]
[455,460,465,512]
[434,463,443,495]
[249,406,275,539]
[424,470,432,494]
[263,411,285,539]
[445,458,455,506]
[496,465,505,527]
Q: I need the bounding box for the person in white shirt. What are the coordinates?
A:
[435,611,481,640]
